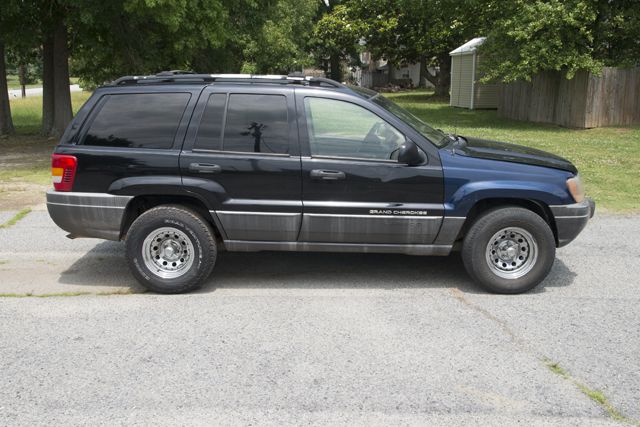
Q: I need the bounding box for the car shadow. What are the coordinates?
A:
[58,241,577,295]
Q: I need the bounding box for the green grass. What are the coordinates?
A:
[6,75,81,90]
[385,91,640,212]
[545,360,635,424]
[6,74,42,90]
[8,91,91,134]
[0,208,32,229]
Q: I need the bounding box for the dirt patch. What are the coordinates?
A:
[0,135,55,168]
[0,136,53,210]
[0,183,48,210]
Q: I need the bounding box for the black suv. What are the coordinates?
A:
[47,73,594,294]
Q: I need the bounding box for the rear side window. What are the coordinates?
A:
[195,93,289,155]
[83,93,191,149]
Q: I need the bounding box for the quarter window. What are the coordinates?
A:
[304,97,405,160]
[194,94,227,150]
[83,93,190,149]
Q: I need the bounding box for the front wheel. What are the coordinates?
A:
[126,205,217,294]
[462,207,556,294]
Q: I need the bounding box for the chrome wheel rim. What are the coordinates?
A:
[142,227,194,279]
[485,227,538,279]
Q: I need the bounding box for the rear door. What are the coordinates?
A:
[296,91,444,245]
[180,86,302,242]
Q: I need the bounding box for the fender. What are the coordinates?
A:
[108,175,228,211]
[440,150,575,217]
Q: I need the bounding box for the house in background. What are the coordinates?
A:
[450,37,498,109]
[349,52,435,89]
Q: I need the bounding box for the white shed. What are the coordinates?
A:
[449,37,498,109]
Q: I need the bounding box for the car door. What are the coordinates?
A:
[180,85,302,242]
[296,90,444,245]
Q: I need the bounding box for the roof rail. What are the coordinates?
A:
[110,71,343,88]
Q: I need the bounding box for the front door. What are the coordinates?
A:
[180,86,302,242]
[296,93,444,245]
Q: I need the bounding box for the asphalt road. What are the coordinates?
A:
[0,209,638,425]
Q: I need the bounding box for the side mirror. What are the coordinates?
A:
[397,140,425,166]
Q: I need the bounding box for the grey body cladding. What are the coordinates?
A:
[549,199,595,247]
[215,211,301,241]
[46,191,467,254]
[224,240,453,256]
[299,213,442,244]
[211,200,466,255]
[46,191,132,240]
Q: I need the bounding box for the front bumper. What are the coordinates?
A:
[550,198,595,247]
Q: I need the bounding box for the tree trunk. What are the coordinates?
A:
[418,55,428,88]
[51,19,72,136]
[434,53,451,97]
[18,64,26,98]
[42,35,55,136]
[0,43,15,136]
[329,54,342,82]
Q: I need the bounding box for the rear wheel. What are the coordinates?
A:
[126,205,217,293]
[462,207,556,294]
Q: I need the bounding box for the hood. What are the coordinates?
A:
[452,136,577,174]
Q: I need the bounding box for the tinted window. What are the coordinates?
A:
[194,93,226,150]
[84,93,190,149]
[304,97,405,160]
[223,94,289,154]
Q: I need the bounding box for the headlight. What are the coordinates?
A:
[566,175,585,203]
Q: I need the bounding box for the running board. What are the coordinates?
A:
[223,241,452,256]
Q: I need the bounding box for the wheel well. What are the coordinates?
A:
[458,198,558,244]
[119,195,223,242]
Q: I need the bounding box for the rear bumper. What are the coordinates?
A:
[550,198,595,247]
[46,190,133,240]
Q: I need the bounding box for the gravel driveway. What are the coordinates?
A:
[0,210,638,425]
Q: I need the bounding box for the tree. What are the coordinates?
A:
[591,0,640,67]
[310,2,362,81]
[71,0,228,87]
[0,42,14,136]
[0,0,22,136]
[479,0,601,82]
[315,0,490,95]
[238,0,319,74]
[479,0,640,83]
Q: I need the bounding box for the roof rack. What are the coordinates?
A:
[110,72,343,88]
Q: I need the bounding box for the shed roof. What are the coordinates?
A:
[450,37,486,56]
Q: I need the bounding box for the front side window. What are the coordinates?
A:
[84,93,190,149]
[223,94,289,154]
[304,97,405,161]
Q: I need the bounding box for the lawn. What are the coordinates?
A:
[5,75,81,90]
[6,74,42,90]
[385,91,640,212]
[0,89,638,212]
[8,91,91,134]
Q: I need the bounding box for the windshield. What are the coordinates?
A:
[371,94,448,147]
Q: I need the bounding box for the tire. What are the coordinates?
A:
[125,205,217,294]
[461,207,556,294]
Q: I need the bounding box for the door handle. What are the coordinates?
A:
[189,163,221,174]
[310,169,346,180]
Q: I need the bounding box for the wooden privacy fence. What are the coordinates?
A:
[498,67,640,128]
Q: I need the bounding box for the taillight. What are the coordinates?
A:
[51,154,77,192]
